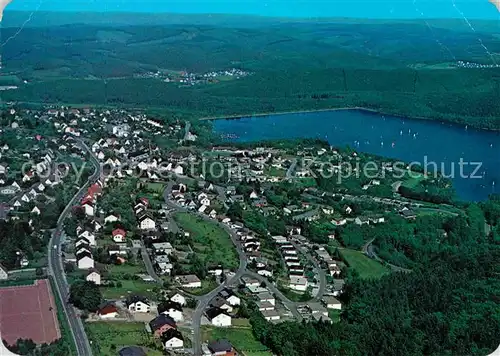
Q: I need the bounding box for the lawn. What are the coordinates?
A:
[85,322,163,356]
[401,172,425,188]
[202,325,270,355]
[278,286,313,302]
[174,212,239,269]
[265,166,286,177]
[107,263,146,277]
[340,249,390,279]
[146,182,166,194]
[101,280,159,299]
[328,309,342,323]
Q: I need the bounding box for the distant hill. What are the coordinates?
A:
[3,10,500,33]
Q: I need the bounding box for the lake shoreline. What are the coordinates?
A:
[202,107,500,132]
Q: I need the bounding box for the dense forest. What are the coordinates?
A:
[2,19,500,129]
[246,196,500,355]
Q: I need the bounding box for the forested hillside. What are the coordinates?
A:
[246,197,500,356]
[2,18,500,129]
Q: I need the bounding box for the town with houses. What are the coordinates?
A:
[0,106,447,356]
[135,68,253,87]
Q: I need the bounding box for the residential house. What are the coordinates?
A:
[161,329,184,349]
[126,296,151,313]
[158,301,184,322]
[152,242,173,255]
[78,230,96,246]
[219,289,240,306]
[207,339,235,356]
[157,261,173,275]
[170,293,187,306]
[138,213,156,230]
[205,307,232,327]
[354,217,370,226]
[258,292,275,306]
[104,213,120,224]
[289,276,308,292]
[257,268,273,277]
[176,274,201,288]
[112,228,127,243]
[307,302,329,318]
[257,301,275,311]
[97,302,118,319]
[262,309,280,321]
[76,251,94,270]
[149,314,177,338]
[241,276,260,288]
[81,201,95,216]
[86,268,101,285]
[210,296,233,313]
[400,208,417,219]
[323,296,342,310]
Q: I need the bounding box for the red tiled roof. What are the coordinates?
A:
[112,228,126,237]
[98,304,118,315]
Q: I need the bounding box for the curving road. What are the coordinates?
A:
[289,239,327,300]
[47,138,100,356]
[163,181,248,356]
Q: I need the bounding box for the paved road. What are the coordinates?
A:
[163,181,248,356]
[362,238,411,273]
[289,240,327,300]
[244,271,302,320]
[183,121,192,141]
[286,158,297,179]
[47,138,99,356]
[139,241,163,284]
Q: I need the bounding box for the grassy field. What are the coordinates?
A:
[145,182,166,194]
[401,172,426,188]
[328,309,342,323]
[174,212,239,269]
[85,322,163,356]
[101,280,158,299]
[340,249,390,279]
[107,262,147,277]
[202,325,271,355]
[265,166,286,177]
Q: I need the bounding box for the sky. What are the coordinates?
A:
[4,0,500,19]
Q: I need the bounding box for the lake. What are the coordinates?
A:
[213,110,500,201]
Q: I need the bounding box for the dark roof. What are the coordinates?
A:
[157,301,183,314]
[219,288,235,299]
[118,346,147,356]
[125,295,149,307]
[76,250,92,260]
[161,328,184,342]
[401,209,417,217]
[149,314,176,332]
[208,339,233,353]
[98,302,118,315]
[210,296,229,309]
[138,212,154,221]
[205,307,228,320]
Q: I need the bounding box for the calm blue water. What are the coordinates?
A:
[7,0,500,19]
[213,110,500,201]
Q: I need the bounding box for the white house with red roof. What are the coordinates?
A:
[112,228,127,243]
